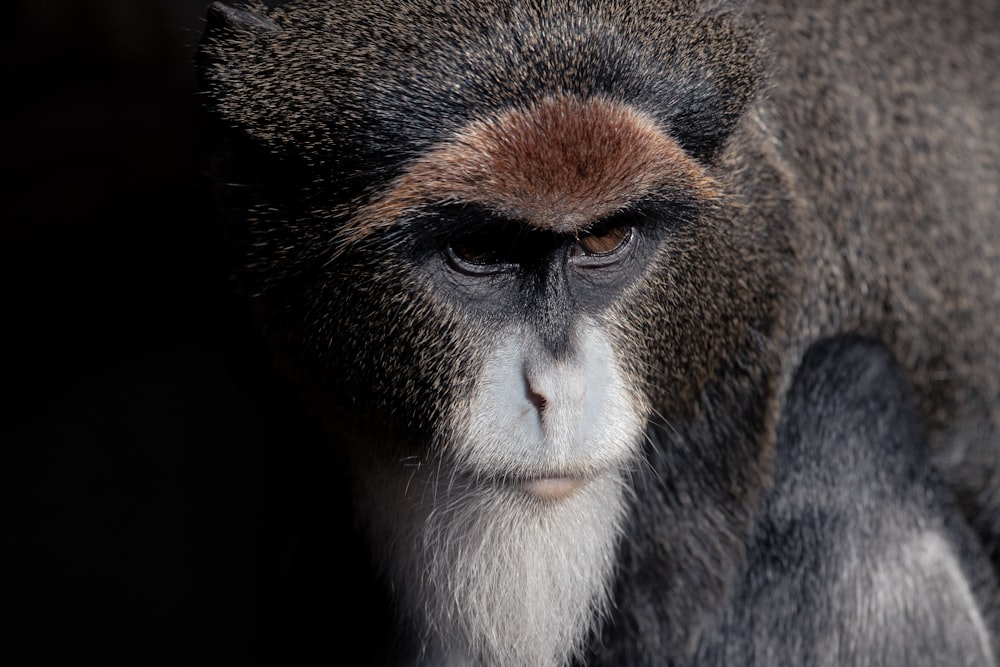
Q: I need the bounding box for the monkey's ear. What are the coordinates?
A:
[204,2,282,37]
[196,1,292,153]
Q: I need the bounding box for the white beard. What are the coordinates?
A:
[358,466,629,667]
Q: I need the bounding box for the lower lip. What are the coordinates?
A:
[520,476,590,501]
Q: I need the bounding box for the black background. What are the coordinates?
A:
[1,2,375,664]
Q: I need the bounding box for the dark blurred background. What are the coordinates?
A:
[1,2,367,664]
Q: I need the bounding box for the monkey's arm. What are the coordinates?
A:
[694,336,1000,666]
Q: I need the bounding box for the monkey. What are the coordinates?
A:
[195,0,1000,664]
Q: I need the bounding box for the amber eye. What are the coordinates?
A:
[573,223,633,257]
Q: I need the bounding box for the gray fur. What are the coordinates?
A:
[694,335,999,666]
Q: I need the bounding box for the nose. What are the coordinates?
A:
[523,361,588,423]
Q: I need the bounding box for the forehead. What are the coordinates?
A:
[341,94,719,245]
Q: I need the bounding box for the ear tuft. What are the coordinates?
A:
[206,2,282,36]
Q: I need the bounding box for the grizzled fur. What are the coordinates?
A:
[694,335,999,666]
[197,0,1000,664]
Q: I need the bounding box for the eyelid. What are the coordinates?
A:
[446,221,523,270]
[445,242,514,275]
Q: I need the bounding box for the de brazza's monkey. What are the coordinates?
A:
[196,0,1000,664]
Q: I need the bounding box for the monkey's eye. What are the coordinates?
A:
[449,232,501,266]
[445,223,522,274]
[571,221,634,262]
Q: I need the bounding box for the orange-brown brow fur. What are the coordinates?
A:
[340,95,720,246]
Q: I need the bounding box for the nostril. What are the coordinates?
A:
[526,383,548,414]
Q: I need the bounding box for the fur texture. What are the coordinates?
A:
[347,94,720,243]
[694,336,1000,666]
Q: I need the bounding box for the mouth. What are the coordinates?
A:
[458,461,623,503]
[518,474,592,501]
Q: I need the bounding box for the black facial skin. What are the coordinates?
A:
[396,201,695,354]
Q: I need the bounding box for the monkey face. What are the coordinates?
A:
[386,203,652,495]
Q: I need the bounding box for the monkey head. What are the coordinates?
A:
[198,1,781,663]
